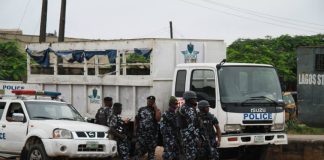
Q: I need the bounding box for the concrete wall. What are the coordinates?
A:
[0,32,91,48]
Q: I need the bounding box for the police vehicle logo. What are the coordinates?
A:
[87,132,96,138]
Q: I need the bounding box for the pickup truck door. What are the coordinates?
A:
[0,102,7,152]
[1,102,28,154]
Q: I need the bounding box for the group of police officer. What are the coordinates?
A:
[95,91,221,160]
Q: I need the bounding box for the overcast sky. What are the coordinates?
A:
[0,0,324,45]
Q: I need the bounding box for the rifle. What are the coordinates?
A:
[198,113,213,159]
[164,112,185,160]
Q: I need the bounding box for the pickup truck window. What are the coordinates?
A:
[0,102,5,119]
[25,102,84,121]
[175,70,186,97]
[6,103,24,122]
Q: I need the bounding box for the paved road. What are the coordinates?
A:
[2,135,324,160]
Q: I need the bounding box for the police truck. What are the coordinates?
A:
[23,38,287,158]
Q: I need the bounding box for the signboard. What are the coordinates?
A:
[0,81,42,95]
[298,73,324,85]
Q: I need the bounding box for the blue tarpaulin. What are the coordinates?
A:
[55,50,117,63]
[134,48,152,59]
[26,48,52,67]
[55,50,84,63]
[83,50,117,63]
[26,48,150,66]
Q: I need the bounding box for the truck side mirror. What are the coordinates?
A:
[12,113,25,122]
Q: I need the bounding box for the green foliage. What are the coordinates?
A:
[0,40,27,81]
[286,119,324,134]
[126,54,149,63]
[227,34,324,82]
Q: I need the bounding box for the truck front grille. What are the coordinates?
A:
[242,120,273,124]
[78,144,104,152]
[76,132,87,137]
[242,126,271,133]
[97,132,105,138]
[75,131,106,138]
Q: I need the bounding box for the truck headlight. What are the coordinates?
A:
[271,123,284,131]
[224,124,241,132]
[53,128,73,139]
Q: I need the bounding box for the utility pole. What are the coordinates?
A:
[58,0,66,42]
[39,0,48,43]
[169,21,173,39]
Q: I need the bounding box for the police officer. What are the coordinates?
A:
[95,97,113,126]
[108,103,130,160]
[177,91,199,160]
[134,96,161,160]
[197,100,221,160]
[160,96,180,160]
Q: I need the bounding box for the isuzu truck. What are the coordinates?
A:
[21,38,287,158]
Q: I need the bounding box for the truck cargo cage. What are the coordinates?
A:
[25,39,227,119]
[27,47,152,76]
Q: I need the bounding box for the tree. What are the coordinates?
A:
[227,34,324,87]
[0,40,27,81]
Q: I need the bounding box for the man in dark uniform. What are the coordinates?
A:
[134,96,161,160]
[108,103,130,160]
[197,100,221,160]
[95,97,113,126]
[160,96,180,160]
[177,91,199,160]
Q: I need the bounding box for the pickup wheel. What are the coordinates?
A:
[27,143,52,160]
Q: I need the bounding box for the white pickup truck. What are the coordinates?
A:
[0,90,117,159]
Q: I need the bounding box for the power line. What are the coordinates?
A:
[179,0,322,34]
[17,0,32,30]
[29,17,41,43]
[202,0,324,30]
[173,27,186,38]
[204,0,324,27]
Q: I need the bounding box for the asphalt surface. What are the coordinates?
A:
[2,135,324,160]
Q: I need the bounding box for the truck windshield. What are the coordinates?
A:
[25,101,84,121]
[218,66,282,104]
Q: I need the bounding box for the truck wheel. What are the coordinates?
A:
[27,144,52,160]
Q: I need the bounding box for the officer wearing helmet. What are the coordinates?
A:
[107,103,130,160]
[197,100,221,160]
[177,91,199,160]
[95,97,113,126]
[160,96,180,160]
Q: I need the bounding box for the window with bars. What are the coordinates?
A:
[315,54,324,71]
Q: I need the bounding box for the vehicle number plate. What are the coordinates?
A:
[86,141,98,149]
[254,135,264,143]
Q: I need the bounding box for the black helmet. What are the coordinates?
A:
[183,91,197,100]
[113,103,122,114]
[198,100,210,110]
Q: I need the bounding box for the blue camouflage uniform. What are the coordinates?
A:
[95,106,111,126]
[178,104,199,160]
[198,112,220,160]
[108,114,129,160]
[160,109,180,160]
[134,106,158,160]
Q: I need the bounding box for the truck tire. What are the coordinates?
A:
[27,143,52,160]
